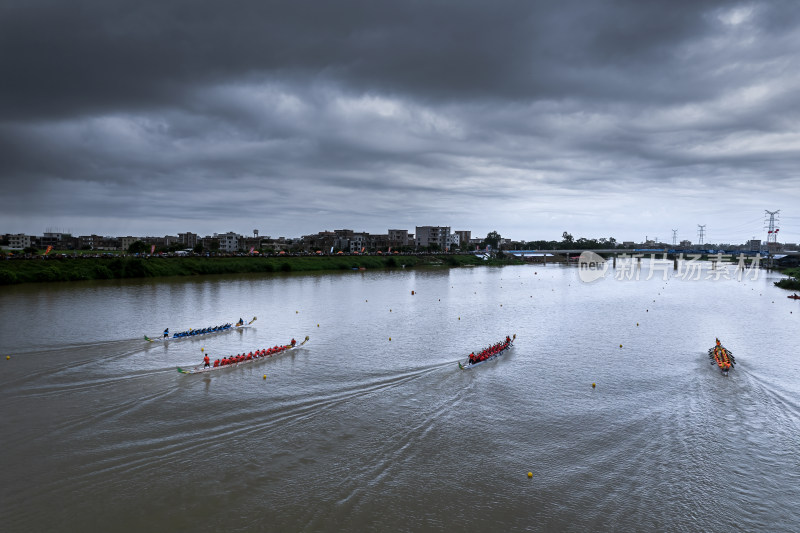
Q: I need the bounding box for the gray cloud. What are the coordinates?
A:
[1,0,799,242]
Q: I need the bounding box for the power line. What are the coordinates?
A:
[697,224,706,245]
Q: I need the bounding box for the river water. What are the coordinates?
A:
[1,264,799,532]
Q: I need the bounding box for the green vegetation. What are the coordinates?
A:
[774,267,800,291]
[0,253,520,285]
[127,240,148,254]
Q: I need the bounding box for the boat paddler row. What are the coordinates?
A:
[178,336,310,374]
[206,339,296,368]
[707,338,736,374]
[145,317,256,342]
[458,334,515,369]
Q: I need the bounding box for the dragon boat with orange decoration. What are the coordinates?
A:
[707,338,736,375]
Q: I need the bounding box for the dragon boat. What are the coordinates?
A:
[145,317,256,342]
[458,334,515,369]
[707,338,736,374]
[177,336,309,374]
[788,293,800,300]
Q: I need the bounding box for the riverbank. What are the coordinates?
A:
[0,254,519,285]
[774,267,800,291]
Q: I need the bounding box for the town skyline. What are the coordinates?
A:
[4,222,795,251]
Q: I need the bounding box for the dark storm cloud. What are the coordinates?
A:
[0,0,760,116]
[1,0,799,240]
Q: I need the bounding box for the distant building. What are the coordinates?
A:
[8,234,31,249]
[349,232,369,253]
[215,232,241,252]
[120,236,140,251]
[415,226,451,249]
[388,229,409,248]
[178,232,199,248]
[78,234,104,250]
[454,231,471,248]
[41,232,74,250]
[302,231,337,251]
[369,234,390,250]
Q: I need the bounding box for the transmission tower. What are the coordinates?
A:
[697,225,706,245]
[764,210,780,244]
[672,229,678,246]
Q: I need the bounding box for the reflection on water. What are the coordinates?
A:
[1,265,799,532]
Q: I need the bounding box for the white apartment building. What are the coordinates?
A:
[8,234,31,249]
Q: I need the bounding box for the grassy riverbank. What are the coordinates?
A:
[0,254,518,285]
[774,267,800,291]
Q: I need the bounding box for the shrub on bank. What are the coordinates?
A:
[775,267,800,291]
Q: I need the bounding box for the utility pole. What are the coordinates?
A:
[697,225,706,246]
[764,210,780,245]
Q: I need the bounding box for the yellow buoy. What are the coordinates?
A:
[296,310,299,313]
[263,374,267,380]
[527,472,533,478]
[636,323,639,326]
[619,344,623,348]
[201,348,204,352]
[458,317,460,320]
[389,337,392,341]
[5,355,9,360]
[592,383,596,388]
[317,324,320,327]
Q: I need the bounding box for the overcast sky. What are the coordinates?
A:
[1,0,799,244]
